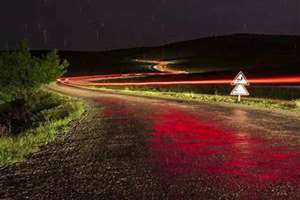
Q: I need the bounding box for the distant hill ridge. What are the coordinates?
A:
[2,34,300,75]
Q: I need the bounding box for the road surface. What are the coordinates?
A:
[0,84,300,199]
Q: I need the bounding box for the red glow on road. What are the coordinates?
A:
[94,92,300,188]
[150,108,300,187]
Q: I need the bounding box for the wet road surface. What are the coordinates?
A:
[0,84,300,199]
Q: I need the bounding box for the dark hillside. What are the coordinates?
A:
[135,34,300,75]
[31,48,154,76]
[28,34,300,76]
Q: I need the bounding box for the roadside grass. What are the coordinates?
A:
[93,86,300,112]
[296,99,300,110]
[0,91,86,165]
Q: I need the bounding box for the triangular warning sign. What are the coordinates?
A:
[230,84,249,96]
[231,71,249,86]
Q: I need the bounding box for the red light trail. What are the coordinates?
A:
[58,73,300,87]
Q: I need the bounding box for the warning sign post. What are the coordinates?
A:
[230,71,250,102]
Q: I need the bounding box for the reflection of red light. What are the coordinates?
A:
[149,108,300,188]
[59,73,300,87]
[58,72,300,195]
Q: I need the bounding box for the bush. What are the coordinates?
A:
[0,41,68,102]
[0,125,8,137]
[0,91,86,164]
[0,41,69,135]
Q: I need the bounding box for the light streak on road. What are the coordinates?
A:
[134,59,188,74]
[58,73,300,87]
[57,60,300,87]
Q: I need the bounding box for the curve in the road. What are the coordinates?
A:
[58,59,300,87]
[2,83,299,199]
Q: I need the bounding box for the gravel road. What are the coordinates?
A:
[0,84,300,199]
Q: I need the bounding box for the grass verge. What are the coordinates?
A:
[296,100,300,110]
[0,90,86,165]
[93,87,300,112]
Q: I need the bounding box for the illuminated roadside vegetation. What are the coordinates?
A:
[0,91,85,164]
[94,86,300,112]
[296,100,300,110]
[0,41,86,164]
[93,73,300,100]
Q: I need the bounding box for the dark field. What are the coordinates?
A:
[142,34,300,75]
[41,34,300,77]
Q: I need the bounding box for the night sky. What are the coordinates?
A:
[0,0,299,51]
